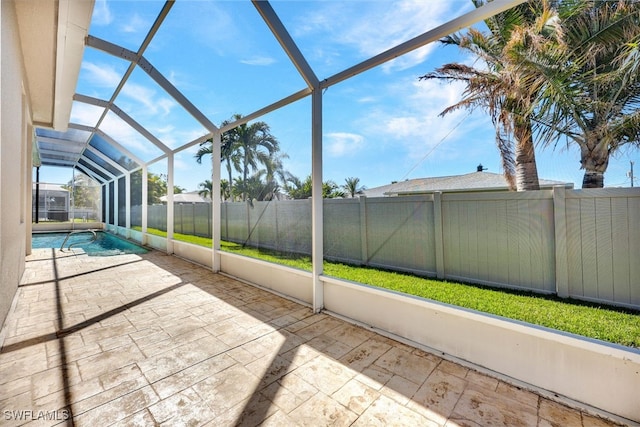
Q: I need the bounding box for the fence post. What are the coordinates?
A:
[553,186,569,298]
[433,191,445,279]
[359,196,368,265]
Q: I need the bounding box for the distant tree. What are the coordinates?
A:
[220,179,231,201]
[195,116,241,197]
[174,185,185,194]
[284,175,311,199]
[232,173,280,202]
[195,114,283,201]
[130,170,143,206]
[63,172,101,210]
[128,169,173,205]
[198,180,212,200]
[146,173,167,204]
[285,175,345,199]
[342,177,365,198]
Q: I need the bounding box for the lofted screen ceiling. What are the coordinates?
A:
[34,0,524,186]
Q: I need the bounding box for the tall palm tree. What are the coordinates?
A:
[342,177,365,198]
[533,0,640,188]
[195,116,242,198]
[420,0,552,191]
[234,119,280,201]
[195,114,281,201]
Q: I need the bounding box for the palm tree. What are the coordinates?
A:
[220,179,231,201]
[195,116,241,198]
[285,175,345,199]
[342,177,365,198]
[195,114,281,201]
[533,0,640,188]
[231,173,280,202]
[198,180,212,200]
[261,152,291,201]
[420,1,551,191]
[284,175,309,199]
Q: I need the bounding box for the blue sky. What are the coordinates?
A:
[39,0,638,191]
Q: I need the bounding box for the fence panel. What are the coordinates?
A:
[441,191,556,293]
[324,199,362,263]
[194,203,212,237]
[225,202,250,243]
[147,205,167,231]
[275,199,312,255]
[364,196,436,274]
[247,201,278,250]
[564,189,640,307]
[131,205,142,227]
[174,204,191,235]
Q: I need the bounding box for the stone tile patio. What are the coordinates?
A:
[0,249,627,426]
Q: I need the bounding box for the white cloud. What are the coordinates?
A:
[120,13,147,34]
[357,96,377,104]
[292,0,467,72]
[191,3,242,55]
[363,77,493,163]
[80,61,176,119]
[118,81,176,118]
[326,132,365,157]
[70,102,105,127]
[240,56,276,66]
[81,62,122,88]
[92,0,113,26]
[100,113,156,156]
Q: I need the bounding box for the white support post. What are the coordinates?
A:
[105,182,110,226]
[142,165,148,235]
[211,131,222,272]
[311,88,324,313]
[167,154,174,254]
[113,179,119,229]
[125,172,131,231]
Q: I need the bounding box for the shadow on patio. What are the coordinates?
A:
[0,249,624,426]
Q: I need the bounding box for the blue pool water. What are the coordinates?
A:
[32,231,148,256]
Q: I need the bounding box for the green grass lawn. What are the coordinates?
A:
[131,227,640,348]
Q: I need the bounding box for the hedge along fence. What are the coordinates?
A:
[132,187,640,310]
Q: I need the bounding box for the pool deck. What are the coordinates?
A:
[0,248,627,426]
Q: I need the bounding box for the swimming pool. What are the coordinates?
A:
[32,231,148,256]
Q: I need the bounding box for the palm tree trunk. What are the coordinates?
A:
[514,123,540,191]
[580,137,609,188]
[226,159,233,201]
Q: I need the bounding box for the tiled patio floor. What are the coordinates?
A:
[0,249,626,426]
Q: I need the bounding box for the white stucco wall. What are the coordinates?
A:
[1,0,29,328]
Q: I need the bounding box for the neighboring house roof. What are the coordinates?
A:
[160,191,210,203]
[33,183,69,192]
[363,170,573,197]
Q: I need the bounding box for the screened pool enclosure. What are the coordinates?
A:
[33,0,527,310]
[15,1,640,422]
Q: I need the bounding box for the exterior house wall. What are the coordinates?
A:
[0,0,30,328]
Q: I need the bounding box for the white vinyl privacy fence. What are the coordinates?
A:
[139,187,640,309]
